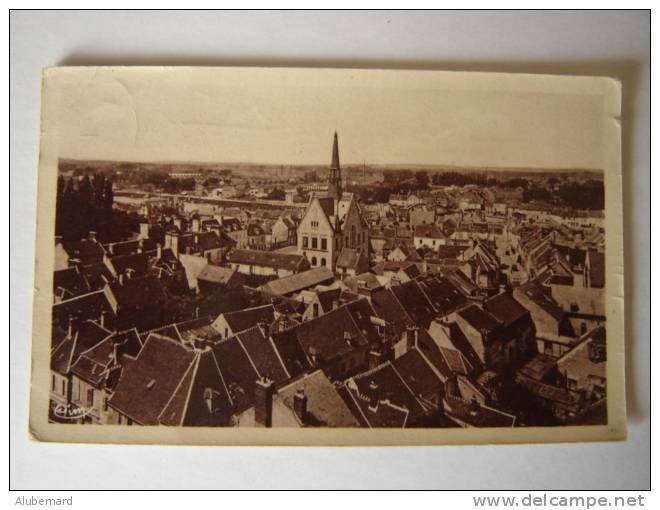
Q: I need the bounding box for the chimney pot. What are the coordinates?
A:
[293,388,308,424]
[254,377,275,428]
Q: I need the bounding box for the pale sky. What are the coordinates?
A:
[46,67,607,169]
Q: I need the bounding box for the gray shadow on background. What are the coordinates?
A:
[57,53,647,424]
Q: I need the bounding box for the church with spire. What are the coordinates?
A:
[297,132,370,274]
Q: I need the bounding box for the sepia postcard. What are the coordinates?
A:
[30,66,625,445]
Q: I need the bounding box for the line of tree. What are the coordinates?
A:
[55,173,139,243]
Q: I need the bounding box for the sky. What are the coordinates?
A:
[46,67,608,169]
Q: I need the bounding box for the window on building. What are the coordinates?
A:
[312,237,318,249]
[51,375,56,391]
[311,256,317,266]
[313,303,319,318]
[224,327,228,339]
[321,257,326,267]
[61,379,66,396]
[86,388,94,407]
[103,397,108,412]
[302,236,308,248]
[321,238,327,250]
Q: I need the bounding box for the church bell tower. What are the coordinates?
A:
[327,132,342,200]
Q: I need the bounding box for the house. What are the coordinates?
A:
[270,214,298,247]
[108,334,234,426]
[247,223,267,250]
[227,249,310,278]
[67,329,143,424]
[258,267,335,297]
[53,266,90,302]
[211,304,276,340]
[236,370,360,428]
[52,290,116,332]
[335,247,369,278]
[62,232,106,268]
[297,133,369,271]
[281,299,382,381]
[413,224,447,249]
[556,326,606,402]
[342,361,432,427]
[482,291,537,370]
[49,319,113,423]
[513,280,569,339]
[584,250,605,288]
[196,265,245,294]
[103,275,169,332]
[408,206,435,229]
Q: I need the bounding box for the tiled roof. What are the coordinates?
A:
[236,326,289,384]
[197,265,242,285]
[108,276,168,310]
[336,248,368,272]
[53,267,90,298]
[392,349,444,405]
[414,224,446,239]
[228,249,308,271]
[215,304,275,336]
[588,250,605,288]
[52,291,115,330]
[390,281,436,329]
[484,292,529,328]
[109,334,233,426]
[293,306,369,363]
[345,362,426,427]
[517,280,564,322]
[279,370,360,427]
[212,336,259,413]
[458,305,501,334]
[259,267,334,296]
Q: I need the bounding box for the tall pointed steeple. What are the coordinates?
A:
[327,132,342,200]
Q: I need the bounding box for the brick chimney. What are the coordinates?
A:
[67,316,78,339]
[139,222,149,240]
[405,325,419,351]
[293,388,307,424]
[99,310,108,329]
[254,377,275,427]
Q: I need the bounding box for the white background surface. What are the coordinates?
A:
[9,10,650,490]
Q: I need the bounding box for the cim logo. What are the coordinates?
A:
[53,403,92,421]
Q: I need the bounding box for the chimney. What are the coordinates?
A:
[254,377,275,427]
[170,232,180,257]
[293,388,308,424]
[67,316,78,339]
[256,321,268,337]
[405,325,419,351]
[368,349,385,370]
[88,231,97,242]
[139,222,149,240]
